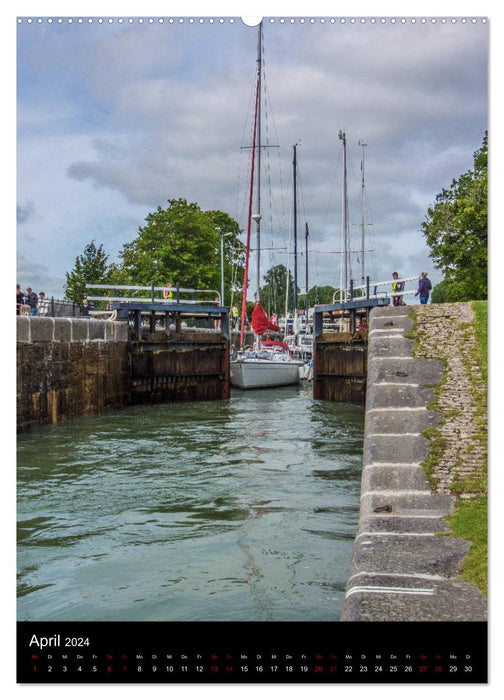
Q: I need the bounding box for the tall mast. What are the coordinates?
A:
[305,222,309,309]
[254,22,263,303]
[359,139,367,283]
[293,143,298,320]
[338,130,348,303]
[239,36,261,350]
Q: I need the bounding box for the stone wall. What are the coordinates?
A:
[339,305,487,622]
[17,317,130,432]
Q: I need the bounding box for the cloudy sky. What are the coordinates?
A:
[15,5,488,302]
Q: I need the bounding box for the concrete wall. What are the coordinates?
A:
[339,306,487,621]
[17,317,130,432]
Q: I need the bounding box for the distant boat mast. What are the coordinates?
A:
[338,129,349,304]
[359,139,367,284]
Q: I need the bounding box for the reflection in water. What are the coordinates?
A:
[17,386,364,622]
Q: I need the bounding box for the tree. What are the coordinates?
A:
[64,240,110,303]
[260,264,298,316]
[421,133,487,302]
[116,198,244,302]
[305,285,339,306]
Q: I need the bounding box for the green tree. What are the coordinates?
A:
[306,285,339,306]
[421,133,488,302]
[260,264,298,316]
[116,198,244,302]
[64,240,110,303]
[431,280,448,304]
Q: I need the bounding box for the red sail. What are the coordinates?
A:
[251,302,280,335]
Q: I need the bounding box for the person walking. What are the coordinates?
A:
[415,272,432,304]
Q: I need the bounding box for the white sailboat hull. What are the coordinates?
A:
[230,358,301,389]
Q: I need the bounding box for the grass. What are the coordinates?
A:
[445,495,488,596]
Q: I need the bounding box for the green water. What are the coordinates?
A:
[17,386,364,622]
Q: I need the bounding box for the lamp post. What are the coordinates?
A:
[220,232,232,306]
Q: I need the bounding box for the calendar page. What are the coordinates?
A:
[15,4,489,686]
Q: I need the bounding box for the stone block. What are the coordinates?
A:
[369,316,414,332]
[367,336,415,358]
[362,464,431,493]
[16,316,30,343]
[363,433,432,465]
[360,491,455,517]
[30,317,55,342]
[71,319,90,342]
[341,574,487,621]
[365,407,442,435]
[358,514,450,535]
[88,320,105,341]
[369,306,411,322]
[366,382,436,409]
[367,357,444,386]
[54,318,72,342]
[349,534,469,579]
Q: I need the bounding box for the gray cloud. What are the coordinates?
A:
[17,202,35,225]
[17,19,487,298]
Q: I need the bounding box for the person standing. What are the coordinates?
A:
[231,303,240,331]
[415,272,432,304]
[392,271,404,307]
[37,292,50,316]
[163,282,174,303]
[16,284,24,314]
[25,287,38,316]
[80,298,90,316]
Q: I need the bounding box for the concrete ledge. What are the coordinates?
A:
[30,317,55,342]
[360,514,451,535]
[366,357,444,385]
[16,315,30,342]
[340,305,487,622]
[17,316,128,343]
[362,464,431,492]
[365,407,442,435]
[54,318,72,342]
[367,336,415,357]
[364,434,431,465]
[341,574,488,622]
[360,491,455,515]
[348,535,470,578]
[366,382,436,408]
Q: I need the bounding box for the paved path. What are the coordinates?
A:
[340,305,487,621]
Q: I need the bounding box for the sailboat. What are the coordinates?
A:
[230,23,302,390]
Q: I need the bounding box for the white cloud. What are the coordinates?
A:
[16,18,488,299]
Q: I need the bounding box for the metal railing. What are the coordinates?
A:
[332,275,418,304]
[85,283,222,307]
[17,298,79,318]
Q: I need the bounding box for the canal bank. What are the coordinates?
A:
[340,303,488,621]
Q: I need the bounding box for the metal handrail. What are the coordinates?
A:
[331,275,418,304]
[85,283,222,306]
